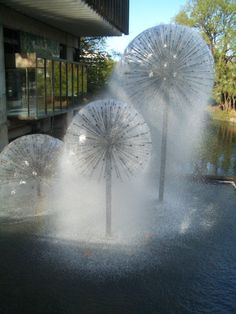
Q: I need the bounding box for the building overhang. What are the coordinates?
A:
[0,0,123,36]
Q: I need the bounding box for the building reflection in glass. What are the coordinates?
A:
[5,54,87,119]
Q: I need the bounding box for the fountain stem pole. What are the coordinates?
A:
[159,99,169,202]
[105,150,112,237]
[37,180,41,198]
[36,179,42,216]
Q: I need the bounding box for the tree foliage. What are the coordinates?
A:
[80,37,116,95]
[174,0,236,110]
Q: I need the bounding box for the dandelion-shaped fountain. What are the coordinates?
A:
[65,99,152,237]
[0,134,63,217]
[119,24,215,201]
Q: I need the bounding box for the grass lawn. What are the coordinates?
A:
[207,106,236,123]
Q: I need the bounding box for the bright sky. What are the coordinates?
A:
[106,0,187,56]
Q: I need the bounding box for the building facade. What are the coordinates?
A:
[0,0,129,150]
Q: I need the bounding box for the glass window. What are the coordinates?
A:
[73,64,78,105]
[46,60,53,114]
[61,62,67,109]
[4,28,20,53]
[53,61,61,111]
[68,63,73,107]
[73,48,80,62]
[82,66,87,94]
[28,69,36,117]
[6,69,22,101]
[36,60,46,116]
[6,57,87,119]
[6,69,28,116]
[78,64,83,96]
[60,44,67,59]
[37,58,44,68]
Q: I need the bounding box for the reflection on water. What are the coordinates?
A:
[197,121,236,176]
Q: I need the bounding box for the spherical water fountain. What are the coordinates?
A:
[65,99,152,236]
[0,134,63,218]
[119,24,215,201]
[0,25,236,314]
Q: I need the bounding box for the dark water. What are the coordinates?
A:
[0,181,236,314]
[198,120,236,177]
[1,120,236,313]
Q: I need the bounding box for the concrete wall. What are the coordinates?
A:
[0,4,79,49]
[0,23,8,151]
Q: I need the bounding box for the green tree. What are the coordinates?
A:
[174,0,236,110]
[80,37,116,95]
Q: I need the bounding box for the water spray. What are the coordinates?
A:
[120,24,214,201]
[0,134,63,216]
[65,99,152,237]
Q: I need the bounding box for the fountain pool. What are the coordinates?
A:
[0,23,234,314]
[0,179,235,314]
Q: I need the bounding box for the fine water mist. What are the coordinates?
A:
[49,24,215,245]
[2,23,236,314]
[50,95,213,245]
[111,24,214,183]
[52,99,153,244]
[0,134,63,220]
[0,24,216,248]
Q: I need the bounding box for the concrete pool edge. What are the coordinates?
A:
[185,174,236,190]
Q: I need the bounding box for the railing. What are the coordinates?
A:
[85,0,129,34]
[6,57,87,119]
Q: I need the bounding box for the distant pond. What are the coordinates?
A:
[198,120,236,177]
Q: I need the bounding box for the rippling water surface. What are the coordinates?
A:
[0,180,235,314]
[198,120,236,176]
[1,119,236,313]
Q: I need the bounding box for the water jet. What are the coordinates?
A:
[0,134,63,219]
[64,99,152,237]
[119,24,215,201]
